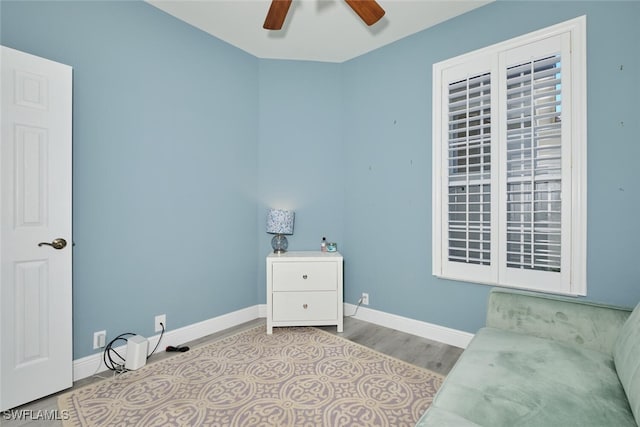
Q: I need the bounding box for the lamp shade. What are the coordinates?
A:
[266,209,295,235]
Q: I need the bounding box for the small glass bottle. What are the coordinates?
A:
[321,237,327,252]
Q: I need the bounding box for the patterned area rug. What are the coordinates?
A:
[59,326,443,426]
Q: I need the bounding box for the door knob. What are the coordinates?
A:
[38,238,67,250]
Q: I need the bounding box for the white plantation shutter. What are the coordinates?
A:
[433,17,586,295]
[435,55,498,285]
[505,55,562,272]
[499,33,574,292]
[447,73,492,266]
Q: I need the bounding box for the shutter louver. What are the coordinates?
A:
[447,73,492,265]
[505,54,562,272]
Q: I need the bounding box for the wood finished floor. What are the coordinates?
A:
[2,317,463,427]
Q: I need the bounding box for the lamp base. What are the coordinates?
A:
[271,234,288,253]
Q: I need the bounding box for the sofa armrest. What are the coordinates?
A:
[486,288,632,355]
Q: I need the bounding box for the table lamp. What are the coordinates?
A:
[266,209,295,253]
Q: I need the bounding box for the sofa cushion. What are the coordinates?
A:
[486,288,631,355]
[614,302,640,422]
[422,327,636,426]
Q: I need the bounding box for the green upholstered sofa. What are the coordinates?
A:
[416,288,640,426]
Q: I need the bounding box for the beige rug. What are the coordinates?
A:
[59,326,443,426]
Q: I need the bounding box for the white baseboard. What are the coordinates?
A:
[343,303,474,349]
[73,305,261,381]
[74,303,472,381]
[260,303,472,348]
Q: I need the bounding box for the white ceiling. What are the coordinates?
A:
[146,0,493,63]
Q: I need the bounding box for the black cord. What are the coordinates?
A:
[103,332,135,372]
[102,322,165,372]
[147,322,164,359]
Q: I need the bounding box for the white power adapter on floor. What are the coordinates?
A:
[125,335,148,370]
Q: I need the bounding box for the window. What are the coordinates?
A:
[432,17,586,296]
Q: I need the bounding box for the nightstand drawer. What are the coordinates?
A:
[272,291,337,321]
[272,262,337,292]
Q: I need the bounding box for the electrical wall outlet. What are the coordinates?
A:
[361,293,369,306]
[155,314,166,333]
[93,330,106,350]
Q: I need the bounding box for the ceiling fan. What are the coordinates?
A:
[263,0,385,30]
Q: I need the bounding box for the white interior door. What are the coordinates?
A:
[1,46,72,411]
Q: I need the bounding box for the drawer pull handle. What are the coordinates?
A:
[303,304,308,309]
[302,274,308,279]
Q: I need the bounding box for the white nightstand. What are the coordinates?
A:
[266,251,344,334]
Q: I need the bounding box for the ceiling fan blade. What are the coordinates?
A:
[263,0,293,30]
[344,0,385,26]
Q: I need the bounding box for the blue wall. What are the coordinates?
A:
[341,1,640,332]
[2,0,639,359]
[1,1,260,358]
[257,59,345,301]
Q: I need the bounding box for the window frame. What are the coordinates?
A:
[432,16,587,296]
